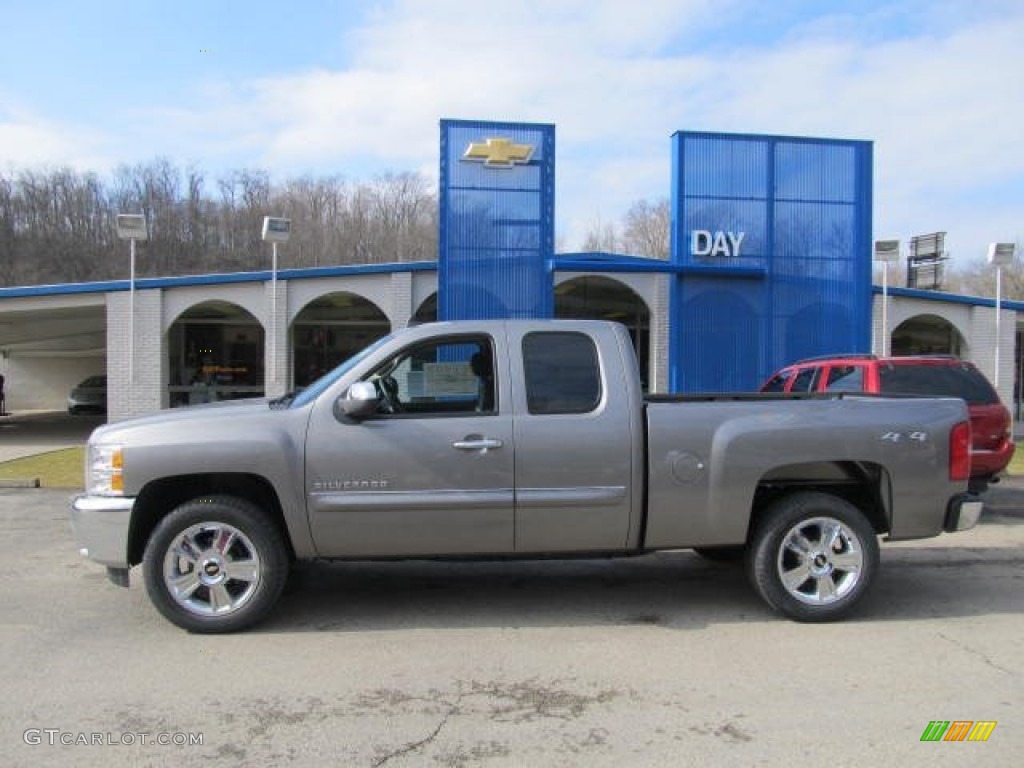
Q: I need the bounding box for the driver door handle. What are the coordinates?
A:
[452,438,504,452]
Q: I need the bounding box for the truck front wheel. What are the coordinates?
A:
[142,496,289,633]
[747,492,879,622]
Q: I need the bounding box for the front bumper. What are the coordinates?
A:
[70,495,135,568]
[944,494,984,533]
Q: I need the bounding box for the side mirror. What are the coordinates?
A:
[336,381,379,421]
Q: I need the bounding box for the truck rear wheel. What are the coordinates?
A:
[747,492,879,622]
[142,496,289,633]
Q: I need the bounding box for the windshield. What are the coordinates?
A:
[78,376,106,388]
[288,333,395,409]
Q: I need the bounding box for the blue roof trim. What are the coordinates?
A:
[872,284,1024,312]
[0,261,438,299]
[0,280,125,299]
[553,254,765,279]
[557,251,668,266]
[676,263,766,279]
[278,262,436,280]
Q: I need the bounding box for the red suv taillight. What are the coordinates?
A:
[949,420,971,482]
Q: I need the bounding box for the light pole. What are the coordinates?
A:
[874,240,900,357]
[988,242,1016,389]
[115,214,148,386]
[261,217,291,385]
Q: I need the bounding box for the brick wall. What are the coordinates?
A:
[650,275,670,393]
[107,289,164,421]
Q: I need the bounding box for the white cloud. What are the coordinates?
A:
[0,106,111,173]
[4,0,1022,258]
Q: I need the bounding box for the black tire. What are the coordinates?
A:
[143,495,289,633]
[746,492,879,622]
[693,545,746,563]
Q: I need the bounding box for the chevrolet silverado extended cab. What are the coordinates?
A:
[71,320,982,632]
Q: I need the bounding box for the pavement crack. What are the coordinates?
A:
[370,694,462,768]
[937,631,1015,676]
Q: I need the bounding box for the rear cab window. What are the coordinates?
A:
[522,332,602,415]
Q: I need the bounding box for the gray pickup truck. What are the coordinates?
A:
[71,320,982,632]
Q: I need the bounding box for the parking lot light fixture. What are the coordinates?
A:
[988,243,1016,388]
[261,217,291,384]
[115,214,148,386]
[874,240,901,356]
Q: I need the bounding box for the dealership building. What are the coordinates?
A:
[0,120,1021,421]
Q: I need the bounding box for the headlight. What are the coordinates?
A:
[86,444,124,496]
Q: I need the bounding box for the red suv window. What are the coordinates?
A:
[824,365,865,392]
[762,369,793,392]
[790,367,821,393]
[878,362,998,404]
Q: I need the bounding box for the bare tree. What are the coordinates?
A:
[953,241,1024,300]
[368,172,435,263]
[580,215,621,253]
[622,198,670,259]
[0,158,440,288]
[0,173,17,285]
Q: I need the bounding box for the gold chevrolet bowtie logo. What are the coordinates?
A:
[463,138,535,168]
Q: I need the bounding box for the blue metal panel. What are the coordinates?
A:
[671,131,872,392]
[677,276,764,392]
[439,119,555,320]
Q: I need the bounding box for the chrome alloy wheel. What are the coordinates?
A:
[776,516,864,606]
[162,522,262,617]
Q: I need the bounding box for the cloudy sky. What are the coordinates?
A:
[1,0,1021,263]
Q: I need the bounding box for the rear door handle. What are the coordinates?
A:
[453,438,504,452]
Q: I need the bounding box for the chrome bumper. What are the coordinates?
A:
[944,494,984,533]
[70,495,135,568]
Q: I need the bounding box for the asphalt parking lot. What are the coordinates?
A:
[0,486,1021,767]
[0,410,103,462]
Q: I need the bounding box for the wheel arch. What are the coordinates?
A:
[127,473,295,566]
[748,461,891,540]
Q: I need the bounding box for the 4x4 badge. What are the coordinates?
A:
[881,431,928,443]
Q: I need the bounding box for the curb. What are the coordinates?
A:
[0,478,41,488]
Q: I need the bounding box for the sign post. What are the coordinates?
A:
[115,214,148,386]
[874,240,900,356]
[262,217,291,384]
[988,242,1016,388]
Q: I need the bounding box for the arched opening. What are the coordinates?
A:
[555,276,651,390]
[167,300,264,407]
[412,293,438,325]
[891,314,966,356]
[292,292,390,386]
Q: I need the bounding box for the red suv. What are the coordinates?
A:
[761,354,1015,491]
